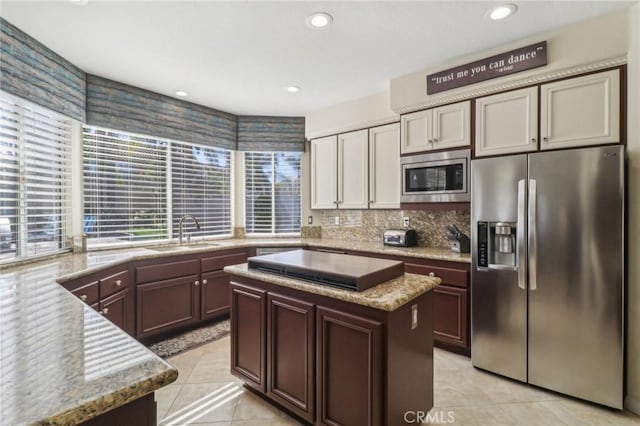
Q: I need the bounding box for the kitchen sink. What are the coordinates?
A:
[148,242,221,252]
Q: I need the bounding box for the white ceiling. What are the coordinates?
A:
[0,1,634,116]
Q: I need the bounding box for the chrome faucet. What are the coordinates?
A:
[178,214,201,245]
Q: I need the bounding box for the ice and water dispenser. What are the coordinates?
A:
[477,221,517,269]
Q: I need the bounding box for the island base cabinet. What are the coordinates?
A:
[230,282,267,391]
[316,306,382,426]
[267,293,315,423]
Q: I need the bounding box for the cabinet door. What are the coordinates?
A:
[432,101,471,149]
[540,69,620,150]
[401,109,431,154]
[317,306,382,426]
[201,270,230,319]
[311,136,338,209]
[230,281,266,391]
[100,288,134,336]
[136,275,200,338]
[476,87,538,157]
[338,129,369,209]
[433,285,468,349]
[267,293,315,423]
[369,123,400,209]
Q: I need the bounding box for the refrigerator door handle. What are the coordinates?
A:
[528,179,537,291]
[517,179,527,290]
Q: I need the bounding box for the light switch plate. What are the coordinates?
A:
[334,216,340,225]
[403,217,410,228]
[307,215,313,224]
[411,304,418,329]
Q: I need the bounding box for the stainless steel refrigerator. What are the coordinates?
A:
[471,145,624,409]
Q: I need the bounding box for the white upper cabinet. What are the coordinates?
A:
[401,109,430,154]
[368,123,400,209]
[540,69,620,150]
[475,87,538,157]
[311,135,338,209]
[338,129,369,209]
[401,101,470,154]
[431,101,471,150]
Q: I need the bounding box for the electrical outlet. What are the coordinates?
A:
[403,217,410,228]
[334,216,340,225]
[307,215,313,225]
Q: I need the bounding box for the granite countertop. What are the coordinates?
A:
[224,263,440,312]
[0,237,465,423]
[0,262,177,425]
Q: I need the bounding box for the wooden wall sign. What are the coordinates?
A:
[426,41,547,95]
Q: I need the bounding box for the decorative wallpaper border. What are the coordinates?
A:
[0,17,86,122]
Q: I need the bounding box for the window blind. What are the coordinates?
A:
[245,152,301,235]
[83,127,167,246]
[0,93,72,262]
[171,142,232,238]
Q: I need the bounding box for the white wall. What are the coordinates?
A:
[626,3,640,416]
[305,91,397,140]
[390,10,629,113]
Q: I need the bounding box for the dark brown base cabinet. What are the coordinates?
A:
[80,393,156,425]
[268,293,315,423]
[316,306,381,426]
[59,248,251,341]
[230,282,267,391]
[60,267,135,336]
[307,247,471,356]
[136,275,201,338]
[229,278,434,426]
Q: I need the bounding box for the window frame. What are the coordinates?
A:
[244,151,301,237]
[82,126,234,249]
[0,91,73,264]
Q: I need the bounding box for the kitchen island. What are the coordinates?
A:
[225,250,440,426]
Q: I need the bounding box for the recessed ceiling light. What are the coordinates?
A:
[69,0,88,5]
[306,12,333,29]
[286,86,301,93]
[487,4,517,21]
[175,90,188,97]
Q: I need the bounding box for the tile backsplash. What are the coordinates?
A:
[312,209,470,249]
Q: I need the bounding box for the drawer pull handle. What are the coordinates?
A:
[195,280,200,286]
[80,294,87,301]
[102,308,109,315]
[115,280,122,286]
[429,272,435,277]
[202,279,208,284]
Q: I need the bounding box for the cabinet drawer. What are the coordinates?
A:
[136,259,199,284]
[405,263,468,288]
[202,251,247,273]
[100,270,129,298]
[70,281,99,305]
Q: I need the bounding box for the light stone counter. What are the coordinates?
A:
[0,261,177,425]
[224,263,440,312]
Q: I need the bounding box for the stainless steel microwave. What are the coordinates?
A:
[400,149,470,203]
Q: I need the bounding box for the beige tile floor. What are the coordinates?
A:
[156,336,639,425]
